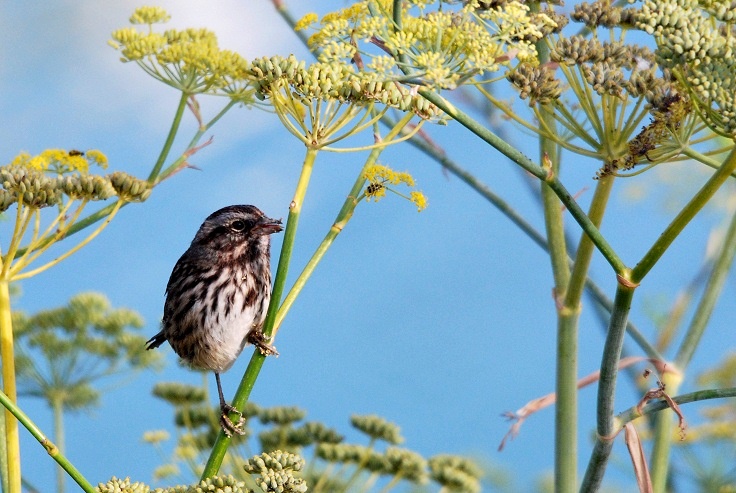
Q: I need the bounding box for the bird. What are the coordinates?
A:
[146,205,283,436]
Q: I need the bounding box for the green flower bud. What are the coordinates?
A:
[351,414,404,444]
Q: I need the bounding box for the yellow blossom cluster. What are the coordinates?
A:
[109,7,255,101]
[363,164,427,211]
[11,149,107,175]
[296,0,555,90]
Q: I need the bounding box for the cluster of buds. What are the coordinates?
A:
[249,55,440,121]
[243,451,307,493]
[109,171,152,202]
[0,166,61,210]
[259,420,344,453]
[634,0,736,137]
[0,150,149,213]
[350,413,403,444]
[428,455,484,493]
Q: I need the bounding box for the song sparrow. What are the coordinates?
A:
[146,205,283,436]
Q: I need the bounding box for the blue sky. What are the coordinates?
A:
[2,1,735,491]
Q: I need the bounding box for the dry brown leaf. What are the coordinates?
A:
[624,423,653,493]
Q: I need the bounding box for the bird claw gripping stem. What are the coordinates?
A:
[220,403,247,437]
[247,327,279,357]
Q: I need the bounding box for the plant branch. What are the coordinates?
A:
[0,389,95,493]
[581,282,636,492]
[201,147,319,478]
[148,92,189,182]
[632,146,736,282]
[418,89,627,275]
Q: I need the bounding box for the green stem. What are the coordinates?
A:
[12,97,227,262]
[555,176,615,493]
[148,92,189,182]
[536,113,578,493]
[0,390,95,493]
[649,383,678,493]
[615,387,736,426]
[275,112,415,332]
[0,281,20,493]
[201,147,319,479]
[391,114,665,362]
[418,89,626,275]
[631,145,736,283]
[581,282,636,492]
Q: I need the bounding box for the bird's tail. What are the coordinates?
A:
[145,331,167,350]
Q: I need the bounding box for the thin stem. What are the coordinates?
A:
[581,282,636,492]
[566,176,615,305]
[201,147,319,479]
[148,92,189,182]
[11,201,123,282]
[0,389,95,493]
[615,387,736,428]
[274,112,415,334]
[632,146,736,282]
[53,399,65,493]
[418,89,627,274]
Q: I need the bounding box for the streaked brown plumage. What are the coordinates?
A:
[146,205,282,436]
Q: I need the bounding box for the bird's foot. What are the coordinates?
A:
[220,403,246,437]
[247,327,279,356]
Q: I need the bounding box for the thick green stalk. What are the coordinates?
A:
[201,148,318,478]
[554,175,615,492]
[0,390,95,493]
[632,146,736,283]
[0,281,20,493]
[581,283,636,492]
[148,92,189,182]
[536,112,578,493]
[418,89,626,275]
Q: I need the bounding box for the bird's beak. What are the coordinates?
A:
[253,216,284,235]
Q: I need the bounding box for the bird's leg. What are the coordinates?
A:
[215,372,245,437]
[247,325,279,356]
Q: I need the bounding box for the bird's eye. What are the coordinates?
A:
[231,220,247,231]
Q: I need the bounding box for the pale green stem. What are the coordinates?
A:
[202,148,319,479]
[0,389,95,493]
[555,175,615,493]
[275,112,415,333]
[649,387,677,493]
[148,92,189,182]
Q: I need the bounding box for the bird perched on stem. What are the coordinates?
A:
[146,205,283,436]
